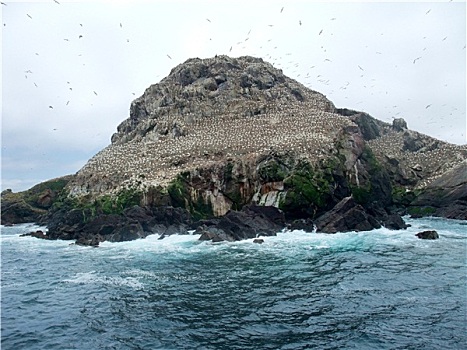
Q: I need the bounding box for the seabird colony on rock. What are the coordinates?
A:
[76,100,352,195]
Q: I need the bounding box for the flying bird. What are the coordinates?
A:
[79,35,83,39]
[1,2,7,6]
[27,14,32,19]
[413,57,421,64]
[120,23,122,28]
[319,29,323,35]
[425,9,431,15]
[66,101,70,105]
[206,18,211,23]
[34,83,38,87]
[330,17,336,20]
[53,0,60,4]
[299,20,302,26]
[280,7,284,13]
[229,46,232,52]
[167,54,172,59]
[64,38,69,41]
[358,65,364,71]
[442,36,447,41]
[49,106,53,109]
[93,91,98,96]
[426,104,432,109]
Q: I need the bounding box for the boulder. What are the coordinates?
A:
[253,238,264,244]
[314,197,381,233]
[415,230,439,240]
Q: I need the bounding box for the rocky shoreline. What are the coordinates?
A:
[13,197,408,247]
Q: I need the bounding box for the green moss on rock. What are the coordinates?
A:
[280,162,331,219]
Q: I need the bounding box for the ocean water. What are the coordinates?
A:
[1,217,466,350]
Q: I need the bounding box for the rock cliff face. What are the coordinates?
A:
[3,55,466,243]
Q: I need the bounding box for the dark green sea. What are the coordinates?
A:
[1,217,466,349]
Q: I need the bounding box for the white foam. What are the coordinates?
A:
[63,271,144,289]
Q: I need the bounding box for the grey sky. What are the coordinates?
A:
[1,0,466,192]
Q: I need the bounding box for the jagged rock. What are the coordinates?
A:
[382,214,408,230]
[349,112,382,141]
[415,230,439,240]
[410,161,467,220]
[392,118,407,131]
[314,197,381,233]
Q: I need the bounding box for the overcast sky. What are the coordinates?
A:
[1,0,466,192]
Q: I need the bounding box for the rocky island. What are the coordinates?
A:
[2,55,466,245]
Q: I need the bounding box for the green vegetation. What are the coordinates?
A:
[223,162,234,182]
[361,146,381,172]
[351,184,372,205]
[167,172,213,220]
[392,186,418,206]
[280,161,332,219]
[407,206,436,217]
[3,176,72,209]
[96,189,142,215]
[258,160,288,182]
[167,173,190,208]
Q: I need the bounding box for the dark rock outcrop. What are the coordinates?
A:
[415,230,439,240]
[1,176,73,225]
[314,197,381,233]
[197,205,285,242]
[392,118,408,131]
[41,205,193,245]
[20,230,49,239]
[287,218,315,232]
[409,161,467,219]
